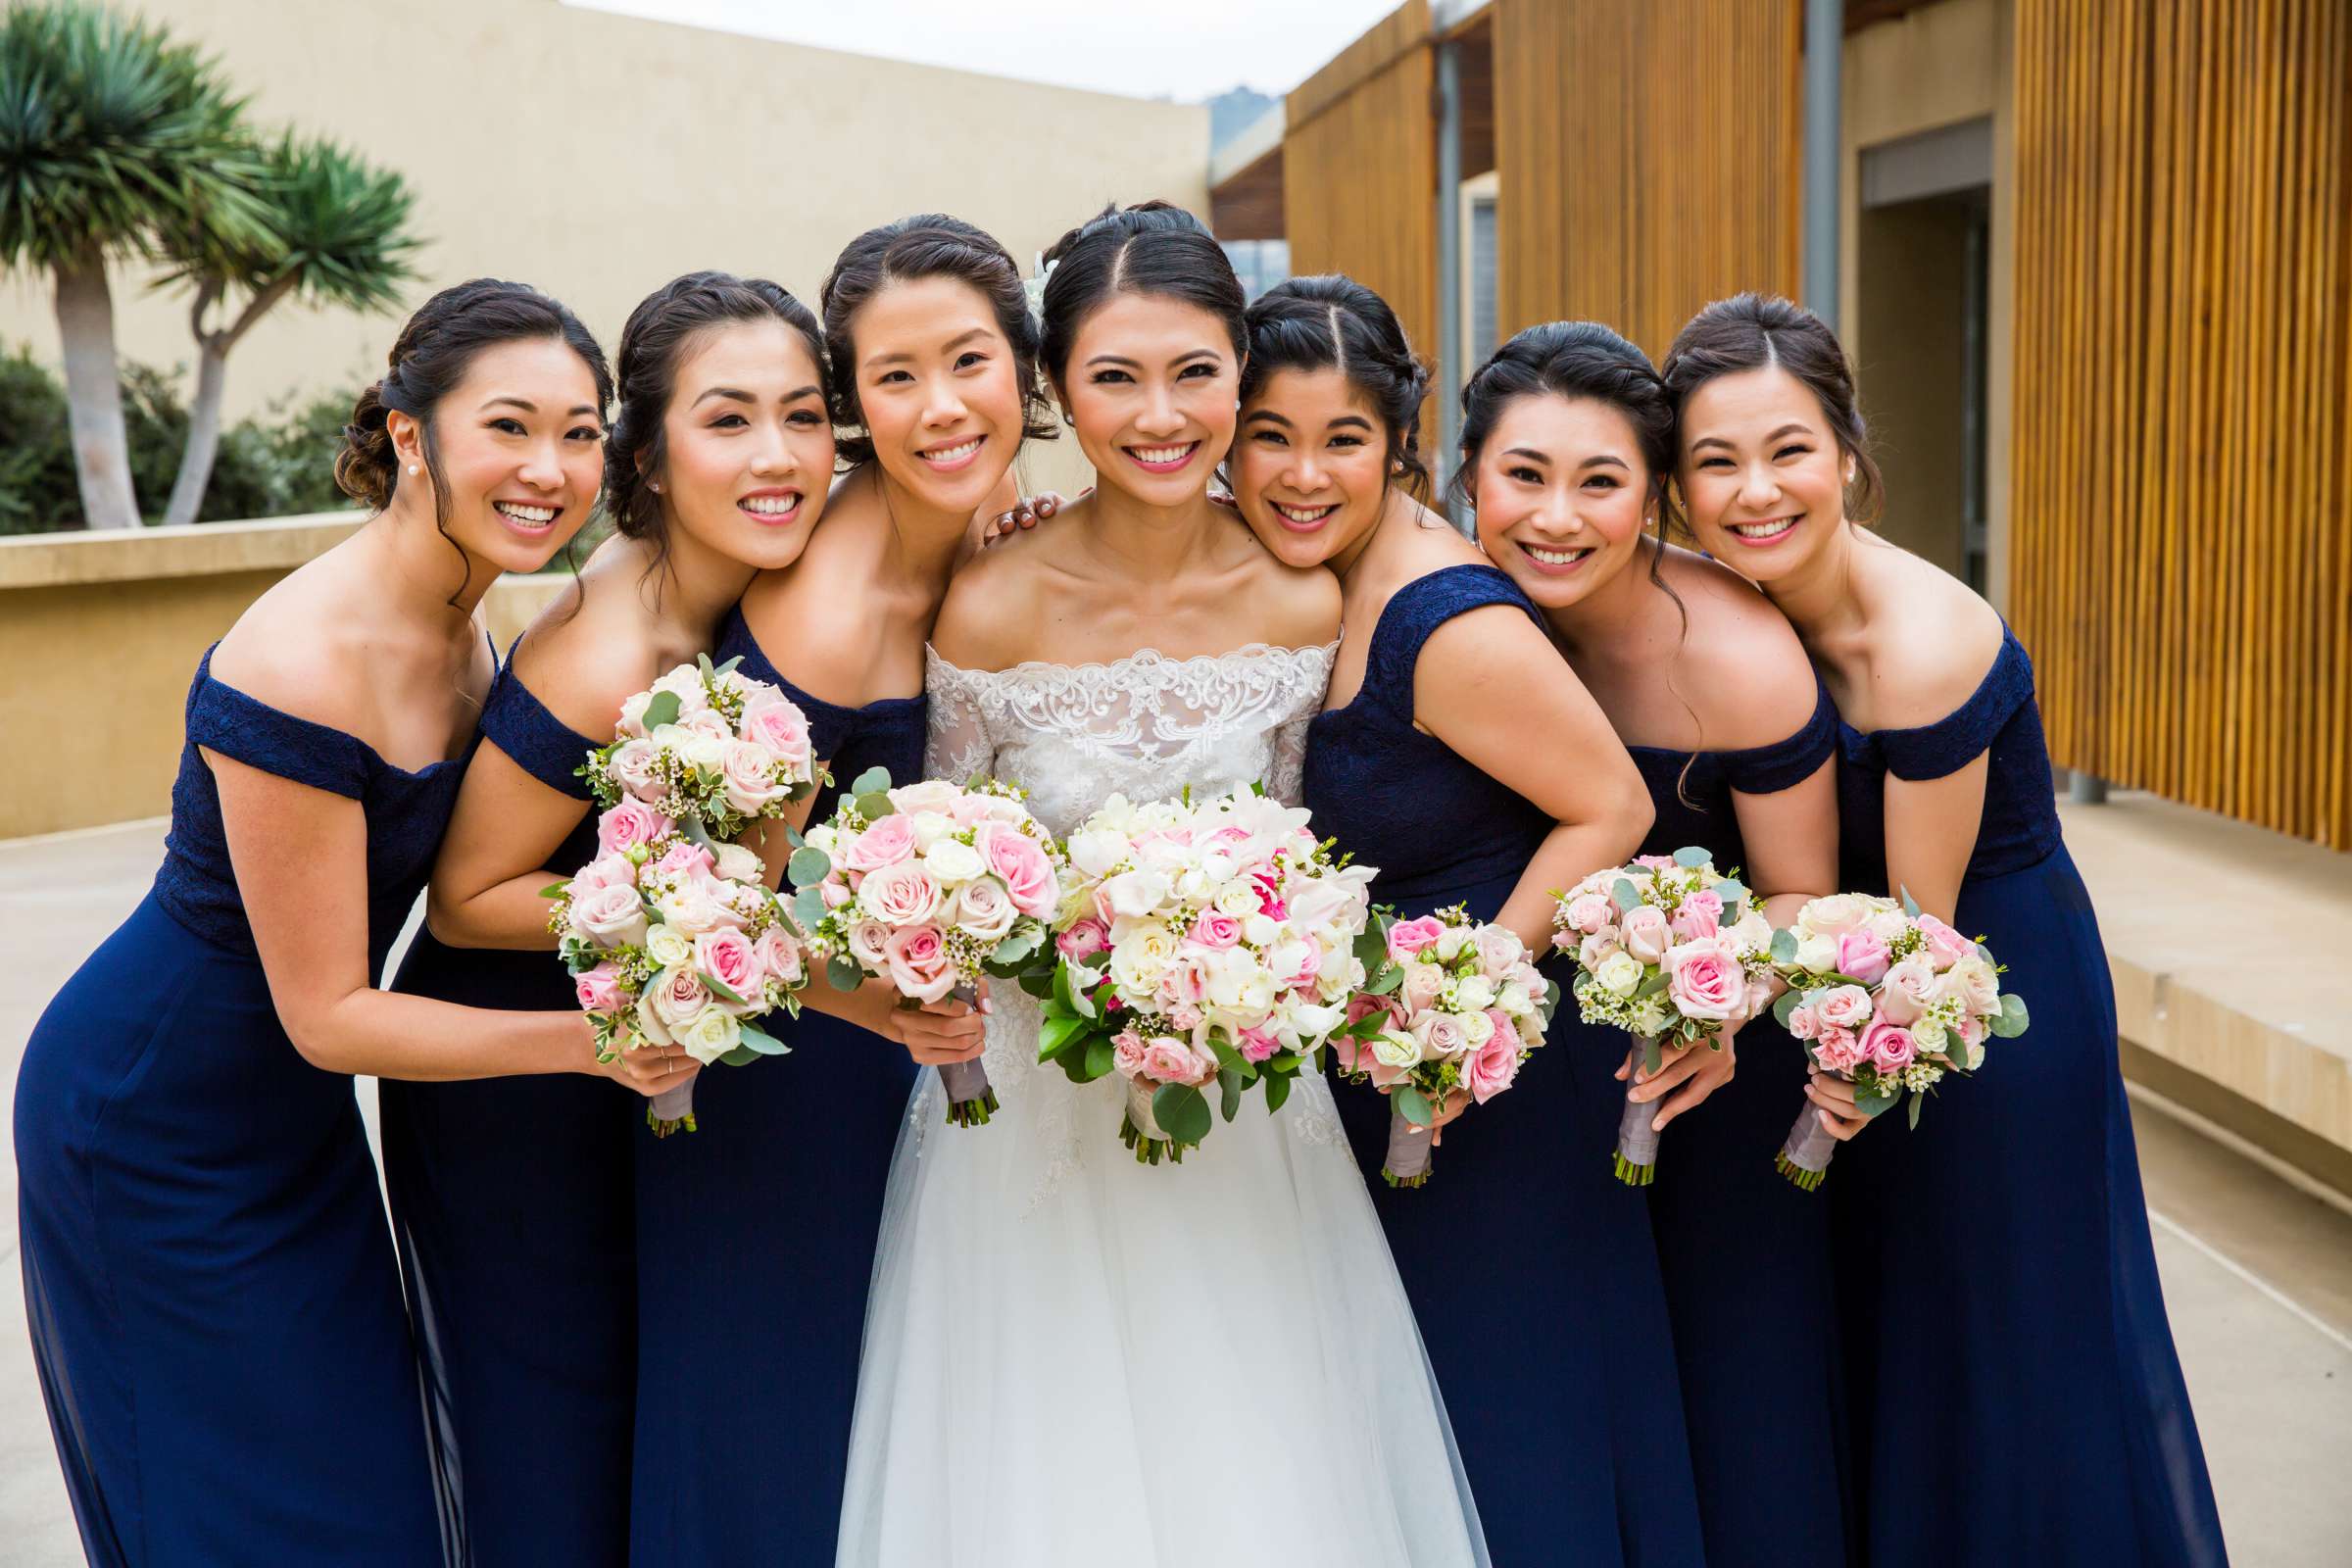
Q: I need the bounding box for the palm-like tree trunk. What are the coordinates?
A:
[53,244,139,530]
[162,271,298,530]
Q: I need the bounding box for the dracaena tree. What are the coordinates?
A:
[157,133,419,528]
[0,0,270,528]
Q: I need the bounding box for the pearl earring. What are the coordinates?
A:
[407,465,418,475]
[650,481,662,493]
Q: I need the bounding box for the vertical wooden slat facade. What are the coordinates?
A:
[2010,0,2351,849]
[1493,0,1802,362]
[1281,2,1439,381]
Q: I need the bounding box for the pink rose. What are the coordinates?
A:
[1813,984,1874,1031]
[1413,1010,1472,1061]
[1464,1012,1523,1102]
[717,740,788,815]
[949,876,1018,943]
[1664,940,1743,1022]
[1834,930,1891,986]
[1191,910,1244,950]
[1111,1030,1150,1079]
[753,928,803,989]
[1786,1004,1821,1042]
[1399,960,1447,1016]
[568,882,648,947]
[608,738,663,803]
[843,813,919,872]
[1957,1012,1987,1047]
[858,859,943,927]
[1917,914,1976,969]
[739,699,810,762]
[1621,905,1672,964]
[1386,915,1447,962]
[1168,1002,1204,1032]
[1812,1024,1863,1073]
[1862,1018,1917,1073]
[645,965,711,1030]
[1633,855,1678,871]
[888,779,963,816]
[1140,1036,1208,1086]
[568,854,639,895]
[1935,956,2001,1016]
[653,842,716,879]
[974,823,1059,919]
[1559,892,1615,937]
[574,962,623,1013]
[882,924,956,1003]
[1876,955,1937,1026]
[1473,923,1525,979]
[848,918,892,969]
[1670,896,1722,943]
[1055,917,1110,961]
[1238,1027,1280,1063]
[695,926,760,1001]
[1577,932,1622,974]
[596,800,673,856]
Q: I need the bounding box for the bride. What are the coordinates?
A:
[837,203,1488,1566]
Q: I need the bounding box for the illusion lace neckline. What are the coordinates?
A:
[925,640,1340,682]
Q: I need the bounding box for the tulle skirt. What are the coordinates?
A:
[838,987,1489,1567]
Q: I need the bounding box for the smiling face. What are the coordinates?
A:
[1468,392,1655,611]
[1055,292,1240,506]
[390,336,606,573]
[849,273,1025,515]
[1675,366,1849,581]
[1229,367,1392,569]
[656,318,835,572]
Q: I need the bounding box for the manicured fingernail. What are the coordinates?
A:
[1652,1115,1667,1132]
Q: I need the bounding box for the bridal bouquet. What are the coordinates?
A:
[550,806,806,1135]
[1768,892,2030,1189]
[578,654,824,840]
[1332,906,1555,1188]
[558,654,823,1134]
[1037,787,1374,1164]
[786,768,1068,1125]
[1557,848,1777,1186]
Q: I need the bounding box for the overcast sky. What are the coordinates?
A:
[564,0,1405,101]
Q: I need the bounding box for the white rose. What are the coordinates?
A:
[923,838,984,885]
[1727,910,1774,958]
[616,690,655,739]
[1370,1031,1423,1071]
[657,880,727,935]
[949,877,1018,943]
[1107,921,1178,997]
[1453,974,1496,1012]
[1793,932,1838,974]
[645,923,695,969]
[1434,926,1473,962]
[1596,951,1643,998]
[711,843,764,885]
[1214,880,1262,918]
[908,810,956,850]
[1909,1012,1949,1054]
[1497,981,1534,1016]
[1458,1007,1495,1047]
[678,1004,743,1065]
[805,823,844,858]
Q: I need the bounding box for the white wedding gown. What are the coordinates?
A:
[835,644,1490,1567]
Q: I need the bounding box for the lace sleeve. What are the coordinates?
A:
[922,647,997,783]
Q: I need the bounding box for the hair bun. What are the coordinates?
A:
[333,379,398,510]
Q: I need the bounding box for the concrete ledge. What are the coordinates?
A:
[2063,792,2352,1197]
[0,513,367,589]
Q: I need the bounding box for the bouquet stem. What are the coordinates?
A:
[1777,1107,1837,1191]
[1119,1078,1192,1166]
[938,1058,999,1128]
[1382,1104,1434,1189]
[647,1082,697,1139]
[1613,1088,1661,1187]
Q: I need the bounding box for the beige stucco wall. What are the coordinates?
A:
[0,0,1205,457]
[1838,0,2015,611]
[0,517,564,838]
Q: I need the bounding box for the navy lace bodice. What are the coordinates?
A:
[716,605,927,816]
[1633,681,1838,865]
[1836,626,2061,892]
[1302,564,1550,906]
[155,645,469,970]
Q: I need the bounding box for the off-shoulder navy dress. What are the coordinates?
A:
[1629,687,1854,1568]
[1302,564,1705,1566]
[381,650,638,1564]
[16,647,452,1566]
[628,605,925,1565]
[1833,627,2225,1566]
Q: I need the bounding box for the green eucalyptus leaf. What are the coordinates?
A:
[857,792,896,819]
[1773,989,1802,1028]
[825,955,863,992]
[1152,1083,1213,1145]
[1899,885,1923,918]
[850,765,894,797]
[991,930,1041,966]
[701,970,748,1005]
[1907,1091,1925,1130]
[737,1022,790,1055]
[1612,876,1644,915]
[1771,928,1800,965]
[786,847,831,888]
[641,689,682,731]
[1994,994,2031,1038]
[1672,845,1710,868]
[1395,1083,1435,1127]
[714,655,744,675]
[790,887,826,933]
[1854,1083,1900,1118]
[719,1043,761,1067]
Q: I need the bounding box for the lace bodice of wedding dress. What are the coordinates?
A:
[836,641,1488,1568]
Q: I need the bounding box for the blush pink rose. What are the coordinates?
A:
[596,801,673,857]
[608,738,664,803]
[716,740,787,815]
[1473,924,1525,979]
[1055,917,1110,961]
[848,918,892,969]
[1168,1002,1204,1033]
[568,854,639,895]
[1464,1012,1524,1102]
[949,876,1018,943]
[1862,1018,1917,1072]
[1786,1004,1821,1041]
[569,882,648,947]
[695,927,760,1001]
[1413,1011,1473,1061]
[1558,892,1615,937]
[1399,960,1447,1015]
[645,965,712,1030]
[652,842,716,879]
[753,928,804,988]
[974,823,1059,918]
[1140,1036,1208,1086]
[888,779,962,815]
[1665,940,1743,1022]
[1111,1030,1150,1079]
[1876,955,1937,1026]
[843,813,919,872]
[1386,915,1447,962]
[1813,984,1874,1031]
[1620,905,1672,964]
[1633,855,1678,871]
[1191,910,1244,950]
[574,963,624,1013]
[1916,914,1976,969]
[1836,929,1892,985]
[883,924,956,1003]
[739,699,810,760]
[1577,931,1622,973]
[1671,890,1725,942]
[858,860,943,927]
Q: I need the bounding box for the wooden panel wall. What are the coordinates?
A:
[1282,18,1439,396]
[1494,0,1802,364]
[2010,0,2351,848]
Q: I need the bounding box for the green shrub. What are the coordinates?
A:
[0,344,356,533]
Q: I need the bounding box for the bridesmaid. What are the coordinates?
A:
[382,272,832,1565]
[629,215,1030,1563]
[1465,319,1851,1568]
[14,279,679,1567]
[1227,275,1704,1565]
[1662,293,2227,1566]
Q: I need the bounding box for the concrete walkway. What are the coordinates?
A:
[3,821,2349,1565]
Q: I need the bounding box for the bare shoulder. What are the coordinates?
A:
[509,579,664,741]
[1863,547,2006,728]
[1224,519,1342,649]
[930,517,1064,670]
[207,559,388,739]
[1660,549,1826,749]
